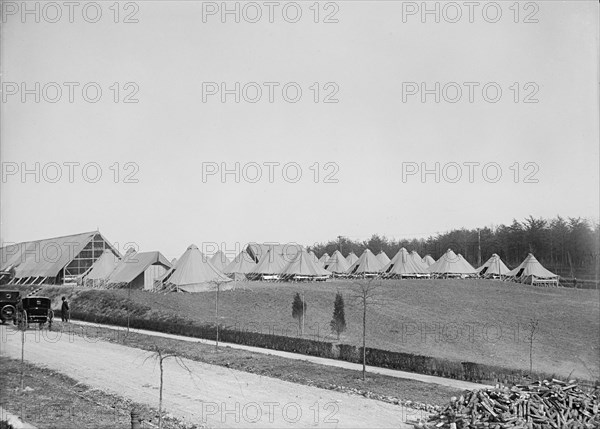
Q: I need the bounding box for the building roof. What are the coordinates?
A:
[0,231,118,278]
[107,250,171,285]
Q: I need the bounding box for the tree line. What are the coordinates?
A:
[308,216,599,278]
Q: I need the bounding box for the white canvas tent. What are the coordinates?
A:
[280,250,331,281]
[246,243,303,265]
[427,249,477,277]
[383,248,430,278]
[223,250,257,281]
[422,255,435,266]
[309,251,319,263]
[248,248,288,280]
[84,249,120,287]
[505,253,559,286]
[323,250,351,275]
[209,250,231,271]
[107,250,172,290]
[318,253,330,265]
[376,251,391,267]
[346,252,358,265]
[158,244,232,292]
[477,254,511,278]
[347,249,384,276]
[410,250,430,271]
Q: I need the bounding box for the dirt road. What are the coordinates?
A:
[1,325,425,428]
[73,320,487,391]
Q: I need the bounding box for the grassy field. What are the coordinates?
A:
[14,278,600,380]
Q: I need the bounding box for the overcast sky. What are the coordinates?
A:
[1,1,598,260]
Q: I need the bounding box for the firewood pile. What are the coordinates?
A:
[409,379,599,429]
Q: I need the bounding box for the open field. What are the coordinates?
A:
[13,278,600,380]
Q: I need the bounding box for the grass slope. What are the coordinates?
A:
[14,279,599,380]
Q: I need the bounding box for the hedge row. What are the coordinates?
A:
[69,311,596,389]
[70,311,333,358]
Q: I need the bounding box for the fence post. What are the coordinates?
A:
[130,409,141,429]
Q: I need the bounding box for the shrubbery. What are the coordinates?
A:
[69,310,586,388]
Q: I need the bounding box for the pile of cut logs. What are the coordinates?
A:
[410,379,599,428]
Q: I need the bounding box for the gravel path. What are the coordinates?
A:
[73,320,489,391]
[1,325,426,428]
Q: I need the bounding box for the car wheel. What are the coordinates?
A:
[1,305,16,323]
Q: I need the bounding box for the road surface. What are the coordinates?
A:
[73,320,488,391]
[1,325,427,428]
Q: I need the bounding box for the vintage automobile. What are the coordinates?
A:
[0,290,20,324]
[16,296,54,329]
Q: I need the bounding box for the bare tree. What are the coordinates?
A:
[144,346,193,429]
[527,318,540,375]
[209,279,230,352]
[20,316,25,391]
[350,278,386,381]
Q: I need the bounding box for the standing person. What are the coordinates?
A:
[61,296,70,322]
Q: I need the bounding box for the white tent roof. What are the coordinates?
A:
[160,244,231,292]
[246,242,303,263]
[323,250,351,273]
[250,248,288,275]
[477,253,511,276]
[281,250,331,277]
[345,252,358,265]
[209,251,231,271]
[410,250,430,271]
[422,255,436,266]
[428,249,477,275]
[223,250,256,275]
[107,250,172,285]
[85,249,119,280]
[376,251,391,266]
[348,249,384,274]
[318,253,330,264]
[506,253,557,280]
[383,248,428,276]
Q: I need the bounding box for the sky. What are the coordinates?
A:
[1,0,599,260]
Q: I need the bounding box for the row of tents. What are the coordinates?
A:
[81,243,559,292]
[318,248,558,286]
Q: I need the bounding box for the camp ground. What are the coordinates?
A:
[0,231,575,289]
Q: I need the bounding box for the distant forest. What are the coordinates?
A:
[308,216,599,279]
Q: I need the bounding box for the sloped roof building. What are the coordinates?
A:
[0,231,119,285]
